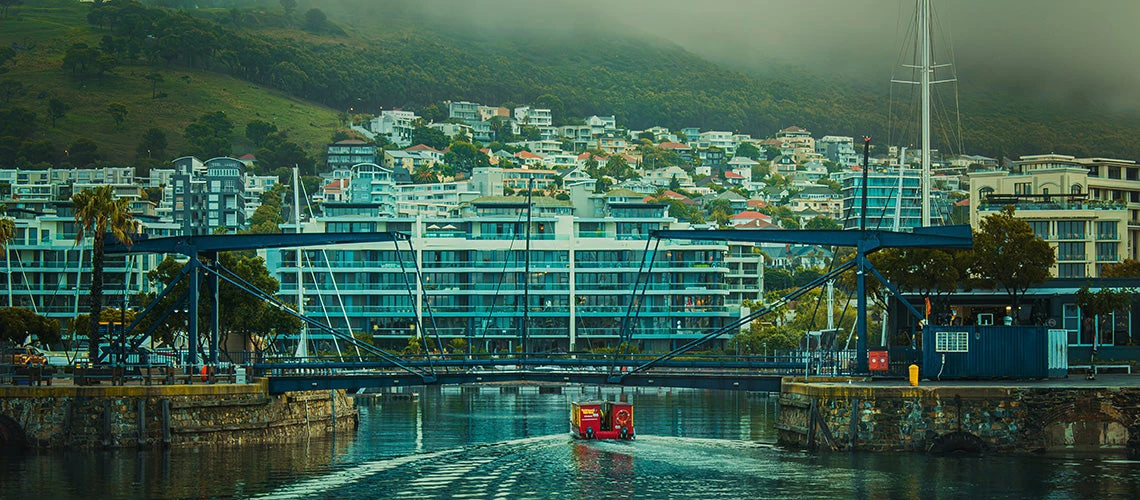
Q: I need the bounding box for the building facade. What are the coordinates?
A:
[263,196,763,353]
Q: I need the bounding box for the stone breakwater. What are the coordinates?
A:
[0,380,356,449]
[777,377,1139,455]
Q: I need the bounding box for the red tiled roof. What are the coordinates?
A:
[323,179,348,191]
[955,198,970,207]
[735,219,778,229]
[657,141,691,150]
[238,154,256,160]
[405,144,441,152]
[780,126,806,133]
[724,171,744,179]
[516,151,543,159]
[747,199,767,208]
[732,210,771,221]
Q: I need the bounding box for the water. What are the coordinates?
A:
[2,386,1139,499]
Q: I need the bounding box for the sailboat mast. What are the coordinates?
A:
[293,166,308,358]
[522,177,532,357]
[920,0,933,227]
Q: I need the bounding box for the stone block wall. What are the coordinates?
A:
[778,379,1139,455]
[0,381,357,449]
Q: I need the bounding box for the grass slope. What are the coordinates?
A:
[0,1,341,164]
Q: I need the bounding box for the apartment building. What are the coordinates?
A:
[969,155,1132,277]
[264,194,762,353]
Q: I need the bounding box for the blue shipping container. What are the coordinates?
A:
[922,326,1067,380]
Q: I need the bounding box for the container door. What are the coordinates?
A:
[1046,329,1068,377]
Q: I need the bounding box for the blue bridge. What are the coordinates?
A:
[103,221,971,396]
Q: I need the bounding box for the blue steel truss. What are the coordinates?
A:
[606,225,974,383]
[103,232,444,383]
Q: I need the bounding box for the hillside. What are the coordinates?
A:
[2,0,1140,170]
[0,1,341,167]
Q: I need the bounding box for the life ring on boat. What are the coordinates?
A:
[615,409,631,427]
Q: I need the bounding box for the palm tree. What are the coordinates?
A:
[73,186,135,364]
[0,204,15,308]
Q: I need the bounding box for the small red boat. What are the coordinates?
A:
[570,401,634,440]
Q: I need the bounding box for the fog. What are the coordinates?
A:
[347,0,1140,112]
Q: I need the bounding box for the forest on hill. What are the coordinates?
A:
[2,0,1139,169]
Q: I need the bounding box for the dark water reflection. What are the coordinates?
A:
[2,385,1139,499]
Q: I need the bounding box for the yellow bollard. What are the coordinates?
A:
[908,364,920,386]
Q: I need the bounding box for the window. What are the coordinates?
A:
[1096,242,1118,262]
[1070,184,1083,195]
[1058,263,1085,278]
[1096,221,1118,240]
[1014,182,1032,195]
[1058,242,1085,261]
[1063,304,1081,345]
[1056,221,1085,240]
[1029,221,1050,239]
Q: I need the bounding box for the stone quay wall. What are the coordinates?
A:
[0,380,357,449]
[777,378,1139,455]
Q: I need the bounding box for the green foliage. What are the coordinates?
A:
[1101,259,1140,278]
[106,102,128,127]
[136,254,300,354]
[0,307,60,345]
[1075,286,1135,319]
[136,128,167,158]
[735,142,763,160]
[255,132,315,175]
[804,216,840,230]
[0,80,24,104]
[443,141,489,175]
[728,323,800,355]
[47,98,69,128]
[971,206,1055,313]
[184,111,233,158]
[765,267,793,292]
[66,137,100,167]
[411,126,448,150]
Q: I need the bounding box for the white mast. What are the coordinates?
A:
[895,147,907,231]
[293,166,308,359]
[920,0,932,227]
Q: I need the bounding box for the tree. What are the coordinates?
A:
[1101,259,1140,278]
[255,133,315,176]
[279,0,296,18]
[735,142,763,160]
[411,126,448,150]
[73,186,135,364]
[48,98,69,128]
[533,93,565,125]
[135,254,299,356]
[970,206,1055,319]
[144,72,164,99]
[136,128,167,158]
[705,198,734,226]
[442,141,488,175]
[66,138,100,167]
[519,125,541,141]
[0,307,60,345]
[1074,286,1135,352]
[765,267,794,292]
[106,102,128,127]
[0,80,24,104]
[0,0,24,19]
[303,8,327,30]
[804,216,841,230]
[245,120,278,147]
[184,111,233,159]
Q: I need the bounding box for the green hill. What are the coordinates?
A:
[2,0,1140,170]
[0,0,341,168]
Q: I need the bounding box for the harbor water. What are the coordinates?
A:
[2,385,1139,498]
